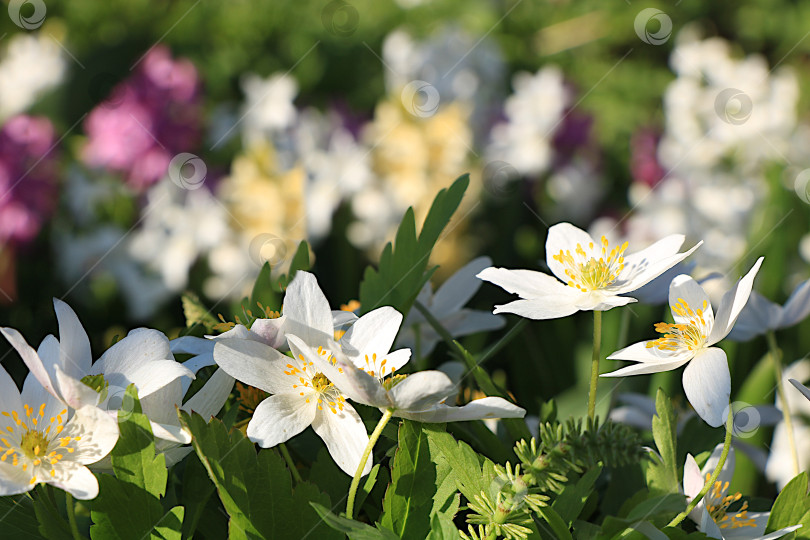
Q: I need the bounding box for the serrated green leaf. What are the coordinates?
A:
[380,421,436,539]
[646,389,679,495]
[181,411,340,540]
[0,495,44,539]
[359,175,468,317]
[766,471,810,537]
[310,503,400,540]
[427,512,461,540]
[110,385,168,498]
[553,466,602,526]
[32,488,72,540]
[423,424,487,504]
[90,476,183,540]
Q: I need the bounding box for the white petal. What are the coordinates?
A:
[212,338,292,395]
[578,293,637,312]
[477,267,572,300]
[738,523,803,540]
[789,378,810,401]
[682,348,730,427]
[607,340,691,364]
[37,334,61,389]
[311,403,371,476]
[726,290,778,342]
[1,327,56,398]
[779,279,810,329]
[609,406,654,430]
[282,271,334,348]
[171,335,217,357]
[150,421,192,445]
[701,443,736,489]
[249,317,288,349]
[20,372,62,431]
[54,364,101,409]
[683,453,704,500]
[613,236,698,293]
[53,299,92,380]
[632,261,696,305]
[601,358,690,377]
[140,379,183,425]
[545,223,597,283]
[384,349,412,373]
[93,329,174,376]
[388,371,456,412]
[119,360,194,400]
[396,397,525,422]
[48,461,99,500]
[432,257,491,317]
[493,298,580,320]
[341,306,403,360]
[0,462,34,496]
[182,369,235,419]
[707,258,763,345]
[63,405,120,466]
[247,394,316,447]
[668,274,714,329]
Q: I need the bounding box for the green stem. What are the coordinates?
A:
[608,309,632,411]
[279,443,302,484]
[346,408,394,519]
[767,331,800,477]
[667,410,734,528]
[65,492,82,540]
[587,311,603,421]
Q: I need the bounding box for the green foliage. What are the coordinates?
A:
[2,495,45,539]
[181,292,219,331]
[90,385,184,540]
[311,503,399,540]
[180,411,340,540]
[766,472,810,538]
[646,389,680,496]
[359,174,469,316]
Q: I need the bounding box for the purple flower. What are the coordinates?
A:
[0,115,59,246]
[82,46,202,190]
[630,128,666,188]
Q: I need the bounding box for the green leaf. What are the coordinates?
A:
[423,424,488,504]
[109,385,168,498]
[553,466,602,526]
[646,389,679,495]
[537,506,574,540]
[427,512,461,540]
[766,471,810,537]
[181,411,340,540]
[359,174,468,316]
[90,476,184,540]
[32,488,73,540]
[0,495,44,539]
[180,453,217,540]
[624,494,685,521]
[249,261,279,312]
[380,421,436,538]
[310,503,399,540]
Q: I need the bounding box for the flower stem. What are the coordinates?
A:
[767,331,800,477]
[587,311,603,421]
[667,409,734,528]
[279,443,302,484]
[346,408,394,519]
[65,492,82,540]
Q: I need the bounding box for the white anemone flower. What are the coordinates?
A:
[727,279,810,341]
[477,222,701,319]
[212,271,372,476]
[683,445,801,539]
[396,257,505,357]
[0,365,118,500]
[292,333,526,423]
[1,299,196,445]
[602,258,763,427]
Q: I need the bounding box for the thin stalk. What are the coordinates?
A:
[279,443,302,484]
[65,492,82,540]
[346,408,394,518]
[608,309,632,412]
[767,331,800,477]
[667,410,734,528]
[587,311,603,421]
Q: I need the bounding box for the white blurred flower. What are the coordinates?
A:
[241,73,298,144]
[727,280,810,341]
[0,32,66,121]
[768,361,810,489]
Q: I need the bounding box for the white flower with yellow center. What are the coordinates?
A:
[683,445,801,539]
[603,258,763,427]
[212,271,371,476]
[0,365,118,499]
[477,223,701,319]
